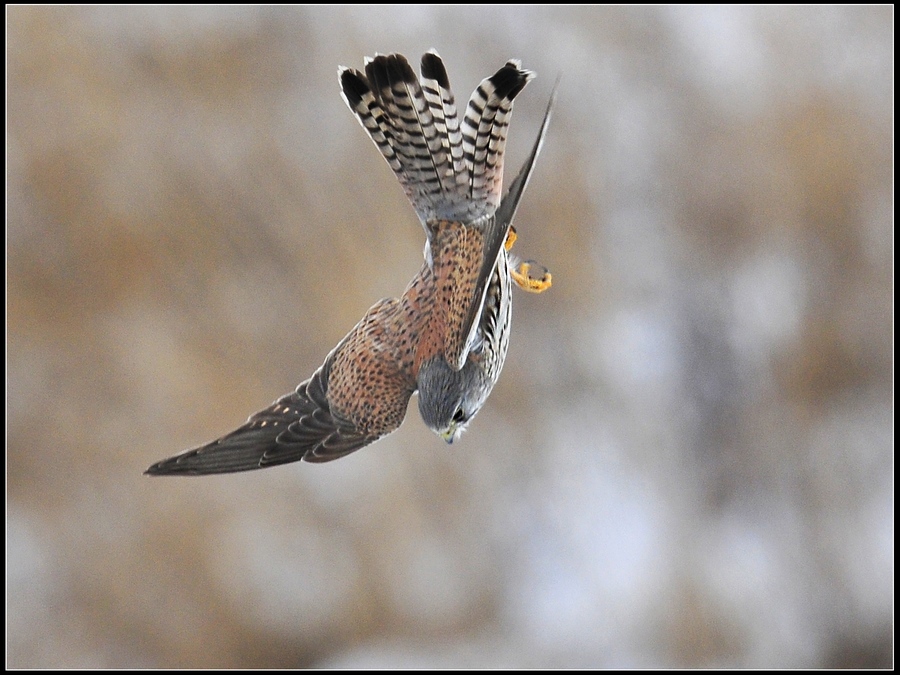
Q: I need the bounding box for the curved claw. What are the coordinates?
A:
[511,259,552,293]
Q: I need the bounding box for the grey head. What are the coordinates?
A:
[417,357,493,444]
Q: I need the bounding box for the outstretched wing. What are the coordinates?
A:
[145,365,379,475]
[146,299,417,475]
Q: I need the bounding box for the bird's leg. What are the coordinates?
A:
[504,226,519,252]
[505,226,552,293]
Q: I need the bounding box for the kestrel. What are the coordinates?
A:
[146,51,554,475]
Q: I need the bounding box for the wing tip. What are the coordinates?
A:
[143,453,203,477]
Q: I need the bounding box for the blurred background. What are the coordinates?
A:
[7,6,893,668]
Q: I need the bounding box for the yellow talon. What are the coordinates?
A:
[504,226,518,252]
[511,260,552,293]
[505,227,551,292]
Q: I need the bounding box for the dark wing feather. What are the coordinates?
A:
[145,364,379,476]
[452,81,558,369]
[493,77,558,237]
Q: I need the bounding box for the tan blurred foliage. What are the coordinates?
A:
[7,6,892,668]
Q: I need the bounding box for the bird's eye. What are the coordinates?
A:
[452,407,466,423]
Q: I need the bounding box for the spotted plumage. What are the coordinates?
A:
[145,51,554,476]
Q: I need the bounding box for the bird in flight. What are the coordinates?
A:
[146,51,555,475]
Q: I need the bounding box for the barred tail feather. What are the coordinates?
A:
[340,54,447,224]
[363,55,446,217]
[462,60,534,211]
[340,52,533,226]
[420,50,467,192]
[339,68,405,178]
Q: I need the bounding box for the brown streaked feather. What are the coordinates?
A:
[326,298,419,437]
[423,220,487,370]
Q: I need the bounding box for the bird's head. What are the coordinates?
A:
[416,357,489,444]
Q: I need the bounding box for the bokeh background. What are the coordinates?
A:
[7,5,893,668]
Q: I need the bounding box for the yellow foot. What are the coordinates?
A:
[511,259,552,293]
[504,226,518,252]
[505,227,552,292]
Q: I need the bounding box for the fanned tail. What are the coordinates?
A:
[339,52,533,226]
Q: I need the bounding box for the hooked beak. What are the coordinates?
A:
[440,425,459,444]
